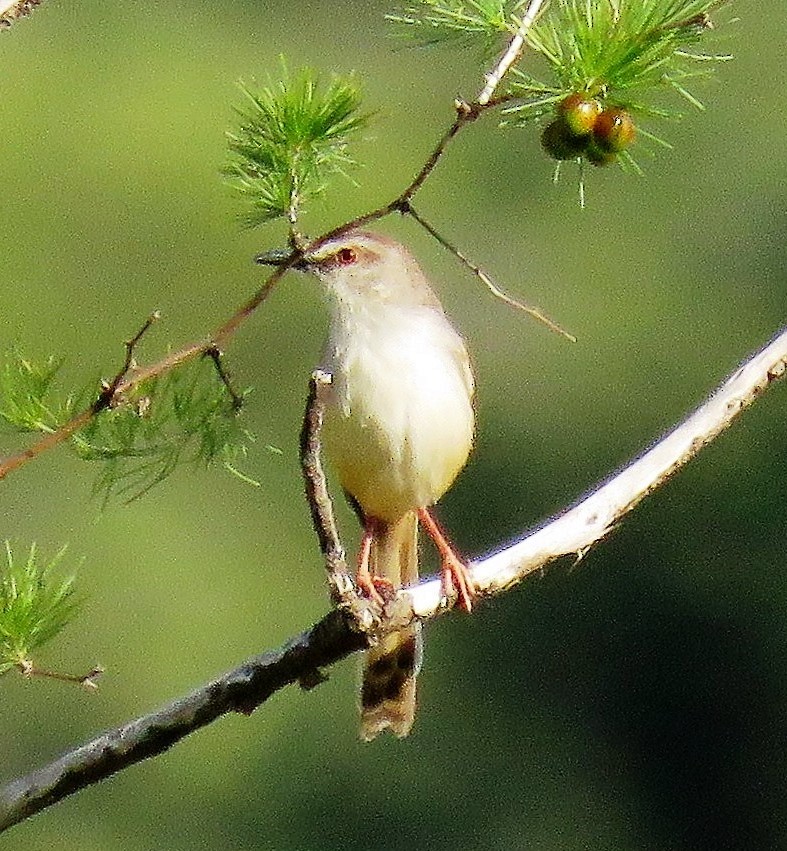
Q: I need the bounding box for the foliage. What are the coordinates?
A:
[512,0,733,120]
[71,359,258,502]
[0,353,257,502]
[388,0,732,163]
[0,353,65,433]
[0,542,78,675]
[386,0,515,46]
[225,66,369,227]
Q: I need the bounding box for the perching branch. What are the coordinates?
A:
[0,609,368,834]
[2,326,782,834]
[404,326,787,620]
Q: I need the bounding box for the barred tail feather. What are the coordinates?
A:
[359,511,422,741]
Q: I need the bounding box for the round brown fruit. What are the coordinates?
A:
[585,143,618,167]
[540,120,588,161]
[593,108,636,153]
[557,93,602,137]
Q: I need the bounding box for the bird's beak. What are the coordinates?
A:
[254,247,307,270]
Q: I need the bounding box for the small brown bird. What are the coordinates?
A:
[260,230,475,739]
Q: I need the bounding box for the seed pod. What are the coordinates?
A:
[557,93,603,137]
[593,108,636,153]
[540,120,588,161]
[585,143,618,167]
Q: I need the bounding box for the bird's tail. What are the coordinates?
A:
[359,510,422,741]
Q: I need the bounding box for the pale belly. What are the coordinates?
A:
[322,312,474,523]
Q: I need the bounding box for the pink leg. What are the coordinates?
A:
[417,508,475,613]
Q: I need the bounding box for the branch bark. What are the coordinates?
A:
[0,609,368,834]
[1,327,785,834]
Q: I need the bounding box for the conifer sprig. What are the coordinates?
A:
[0,543,78,675]
[225,68,369,227]
[511,0,732,117]
[0,353,257,502]
[386,0,515,46]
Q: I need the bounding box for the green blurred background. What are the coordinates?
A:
[2,1,787,848]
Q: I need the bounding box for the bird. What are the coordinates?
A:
[258,230,476,740]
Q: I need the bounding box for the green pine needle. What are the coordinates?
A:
[509,0,732,119]
[0,542,79,675]
[386,0,515,46]
[0,351,258,502]
[71,359,258,502]
[225,66,369,226]
[0,353,64,433]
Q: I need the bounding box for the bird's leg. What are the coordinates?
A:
[417,508,475,612]
[355,517,391,607]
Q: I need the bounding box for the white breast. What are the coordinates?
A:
[322,301,474,522]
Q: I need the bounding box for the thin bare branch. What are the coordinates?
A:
[299,371,381,628]
[17,661,104,691]
[0,17,542,486]
[0,265,289,483]
[299,373,348,586]
[477,0,548,105]
[402,203,576,342]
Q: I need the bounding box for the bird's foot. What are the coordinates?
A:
[418,507,476,613]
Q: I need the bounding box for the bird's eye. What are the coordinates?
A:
[336,247,357,266]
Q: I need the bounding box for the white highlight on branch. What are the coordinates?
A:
[406,327,787,619]
[478,0,547,105]
[0,0,43,28]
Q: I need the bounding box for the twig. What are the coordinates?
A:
[204,346,245,412]
[299,373,348,586]
[401,203,577,342]
[477,0,547,105]
[299,371,380,629]
[93,311,160,413]
[17,661,104,691]
[0,264,290,483]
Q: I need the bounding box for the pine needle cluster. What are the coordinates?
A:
[225,67,369,227]
[0,353,257,502]
[0,542,77,675]
[388,0,732,167]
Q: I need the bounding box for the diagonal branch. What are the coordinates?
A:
[0,608,368,834]
[2,326,784,834]
[478,0,547,105]
[404,326,787,619]
[5,204,770,819]
[0,11,542,485]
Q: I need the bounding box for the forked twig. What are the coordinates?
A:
[0,14,543,484]
[93,311,160,413]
